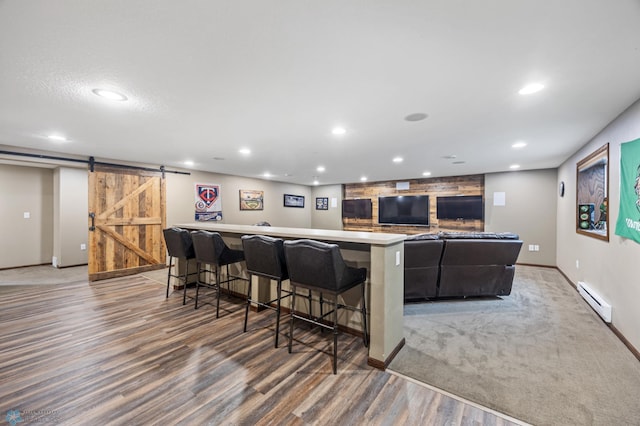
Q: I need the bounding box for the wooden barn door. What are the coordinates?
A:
[88,166,166,281]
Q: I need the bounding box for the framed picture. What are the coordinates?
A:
[284,194,305,208]
[316,197,328,210]
[239,189,264,211]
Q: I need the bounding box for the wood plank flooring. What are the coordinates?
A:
[0,273,525,425]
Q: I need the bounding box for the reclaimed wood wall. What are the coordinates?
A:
[343,174,484,234]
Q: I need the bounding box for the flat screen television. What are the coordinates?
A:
[378,195,430,226]
[436,195,483,220]
[342,199,372,219]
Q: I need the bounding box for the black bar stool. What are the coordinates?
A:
[162,227,197,304]
[190,230,246,317]
[241,235,292,347]
[283,238,369,374]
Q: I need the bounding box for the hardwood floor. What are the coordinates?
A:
[0,272,525,425]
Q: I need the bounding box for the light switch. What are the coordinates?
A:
[23,212,30,219]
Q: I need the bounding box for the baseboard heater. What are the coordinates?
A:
[577,281,612,323]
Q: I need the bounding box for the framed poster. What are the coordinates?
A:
[239,189,264,210]
[195,183,222,221]
[316,197,328,210]
[284,194,305,208]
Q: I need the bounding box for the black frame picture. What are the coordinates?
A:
[316,197,329,210]
[283,194,305,208]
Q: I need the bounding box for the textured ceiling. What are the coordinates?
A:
[1,1,640,185]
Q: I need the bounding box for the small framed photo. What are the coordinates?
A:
[284,194,305,208]
[316,197,328,210]
[239,189,264,211]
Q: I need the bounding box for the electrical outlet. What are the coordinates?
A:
[534,245,540,251]
[528,244,534,251]
[23,212,30,219]
[80,244,87,250]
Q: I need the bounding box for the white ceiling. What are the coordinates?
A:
[1,1,640,185]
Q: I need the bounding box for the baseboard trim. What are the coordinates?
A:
[0,262,56,271]
[556,266,640,362]
[368,338,406,370]
[555,267,576,289]
[516,262,557,269]
[610,323,640,361]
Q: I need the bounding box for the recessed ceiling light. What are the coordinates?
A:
[313,179,319,185]
[510,164,521,169]
[239,148,251,155]
[332,127,346,136]
[518,83,544,95]
[393,157,403,163]
[92,88,128,101]
[422,171,431,176]
[512,141,527,149]
[263,172,272,178]
[360,176,367,182]
[183,160,194,167]
[404,113,428,122]
[317,166,325,172]
[47,134,68,142]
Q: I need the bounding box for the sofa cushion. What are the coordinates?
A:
[495,232,520,239]
[438,231,498,239]
[438,231,520,240]
[405,233,440,241]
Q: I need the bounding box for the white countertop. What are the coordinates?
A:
[174,222,407,246]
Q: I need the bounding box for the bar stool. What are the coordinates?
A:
[190,230,246,317]
[241,235,292,347]
[162,227,197,303]
[283,239,369,374]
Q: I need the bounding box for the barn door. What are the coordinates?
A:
[88,166,166,281]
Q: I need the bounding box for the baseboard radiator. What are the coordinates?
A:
[577,281,612,323]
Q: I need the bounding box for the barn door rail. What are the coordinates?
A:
[0,150,190,176]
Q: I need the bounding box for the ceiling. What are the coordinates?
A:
[1,1,640,185]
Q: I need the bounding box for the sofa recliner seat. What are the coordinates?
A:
[404,231,522,301]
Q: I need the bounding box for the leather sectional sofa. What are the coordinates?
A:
[404,231,523,301]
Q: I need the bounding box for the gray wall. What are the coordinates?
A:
[557,97,640,352]
[166,170,312,228]
[310,184,343,230]
[0,162,561,269]
[0,163,53,268]
[53,167,88,267]
[485,169,558,266]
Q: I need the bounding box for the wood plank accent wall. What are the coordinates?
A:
[343,174,484,235]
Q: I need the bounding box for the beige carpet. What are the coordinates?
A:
[388,266,640,426]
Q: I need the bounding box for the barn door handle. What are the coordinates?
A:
[89,212,95,231]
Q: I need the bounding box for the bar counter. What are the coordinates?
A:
[176,222,407,369]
